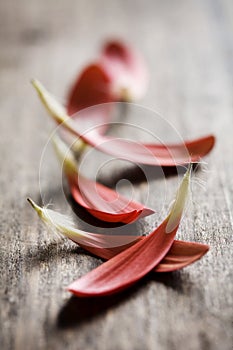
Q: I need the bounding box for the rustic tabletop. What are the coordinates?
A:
[0,0,232,349]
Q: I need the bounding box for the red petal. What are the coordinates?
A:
[69,175,154,223]
[68,166,191,296]
[66,122,215,166]
[67,64,113,116]
[32,80,215,166]
[68,219,179,297]
[67,40,148,118]
[79,239,209,272]
[100,40,148,100]
[154,240,209,272]
[52,131,154,224]
[142,135,216,165]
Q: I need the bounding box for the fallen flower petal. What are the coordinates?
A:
[67,64,113,117]
[52,134,154,223]
[82,239,209,271]
[32,80,215,167]
[67,40,148,117]
[27,197,140,250]
[154,240,209,273]
[27,194,209,273]
[66,64,113,137]
[99,39,148,101]
[70,178,154,223]
[67,165,191,297]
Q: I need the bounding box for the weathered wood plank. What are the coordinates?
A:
[0,0,232,349]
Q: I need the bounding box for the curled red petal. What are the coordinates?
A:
[69,175,154,224]
[52,134,154,223]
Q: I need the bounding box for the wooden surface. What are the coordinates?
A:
[0,0,232,349]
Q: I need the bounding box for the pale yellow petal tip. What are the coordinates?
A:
[31,78,42,92]
[31,78,68,125]
[30,78,37,86]
[165,165,192,234]
[31,78,48,102]
[52,135,78,177]
[27,197,43,216]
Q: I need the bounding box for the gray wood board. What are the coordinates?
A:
[0,0,232,349]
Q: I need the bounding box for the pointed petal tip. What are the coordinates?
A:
[31,79,48,102]
[189,134,216,160]
[123,209,142,223]
[209,134,216,149]
[67,283,108,298]
[67,283,83,296]
[165,165,191,234]
[27,197,43,216]
[67,286,87,298]
[27,197,36,208]
[137,208,151,221]
[202,243,210,254]
[144,207,155,215]
[30,78,37,86]
[31,78,41,91]
[203,134,216,154]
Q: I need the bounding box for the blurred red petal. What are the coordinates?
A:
[67,64,113,116]
[100,39,148,100]
[67,40,148,129]
[69,123,215,166]
[33,80,216,167]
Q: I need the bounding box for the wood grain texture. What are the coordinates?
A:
[0,0,232,349]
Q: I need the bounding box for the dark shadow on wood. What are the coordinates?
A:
[57,291,134,329]
[20,242,92,269]
[98,164,199,188]
[56,271,187,329]
[151,270,193,294]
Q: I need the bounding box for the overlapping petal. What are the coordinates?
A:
[67,166,193,296]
